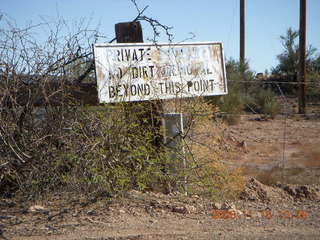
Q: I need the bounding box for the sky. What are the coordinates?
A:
[1,0,319,73]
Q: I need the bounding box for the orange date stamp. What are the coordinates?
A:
[212,209,310,220]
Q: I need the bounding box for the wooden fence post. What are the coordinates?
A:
[115,22,143,43]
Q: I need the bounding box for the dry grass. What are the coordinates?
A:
[244,166,320,186]
[178,100,246,200]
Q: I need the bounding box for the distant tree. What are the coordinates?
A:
[310,55,320,73]
[226,58,255,82]
[271,28,317,94]
[307,54,320,100]
[272,28,299,77]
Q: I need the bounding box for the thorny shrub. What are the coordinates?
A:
[0,96,245,200]
[0,14,102,197]
[0,13,245,200]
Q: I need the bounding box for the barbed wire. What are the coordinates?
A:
[228,79,320,85]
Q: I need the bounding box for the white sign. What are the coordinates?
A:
[93,42,227,103]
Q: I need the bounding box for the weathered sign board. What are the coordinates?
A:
[93,42,227,103]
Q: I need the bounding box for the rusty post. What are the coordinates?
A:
[115,22,143,43]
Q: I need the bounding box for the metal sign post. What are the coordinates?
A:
[162,113,187,194]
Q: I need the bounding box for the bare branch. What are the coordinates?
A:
[130,0,173,43]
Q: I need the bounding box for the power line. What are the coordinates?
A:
[227,80,320,85]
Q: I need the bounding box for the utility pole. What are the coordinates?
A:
[298,0,307,114]
[240,0,245,69]
[240,0,246,95]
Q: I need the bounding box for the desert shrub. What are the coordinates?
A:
[215,83,245,114]
[0,14,245,200]
[306,71,320,101]
[209,58,255,124]
[210,58,282,119]
[1,95,245,201]
[0,102,166,196]
[172,99,246,201]
[56,103,168,194]
[247,87,280,118]
[212,59,253,113]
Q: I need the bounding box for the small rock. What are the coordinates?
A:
[213,202,222,210]
[172,206,187,214]
[236,210,243,216]
[238,140,247,149]
[87,210,97,216]
[29,205,49,214]
[222,202,236,210]
[252,211,262,218]
[229,136,236,142]
[186,205,197,214]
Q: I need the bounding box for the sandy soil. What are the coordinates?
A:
[1,115,320,240]
[225,115,320,185]
[1,181,320,240]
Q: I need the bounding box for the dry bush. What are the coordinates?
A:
[165,98,246,201]
[0,14,103,197]
[53,103,168,195]
[0,10,245,201]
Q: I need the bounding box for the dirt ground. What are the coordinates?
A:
[1,180,320,240]
[225,114,320,185]
[1,114,320,240]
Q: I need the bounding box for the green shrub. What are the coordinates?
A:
[247,87,280,118]
[1,96,246,201]
[0,14,246,200]
[306,72,320,101]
